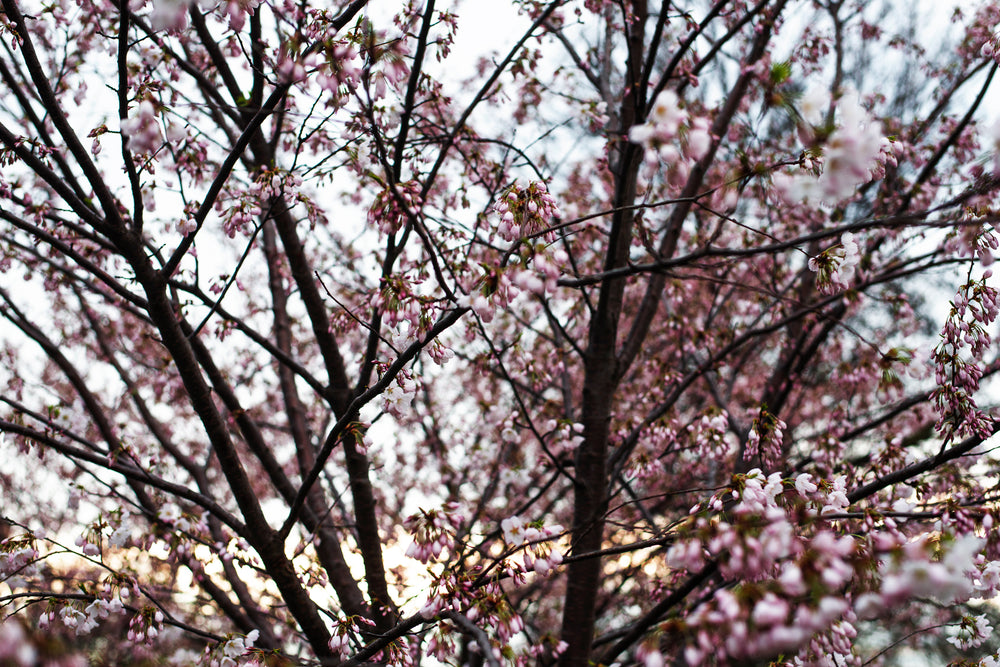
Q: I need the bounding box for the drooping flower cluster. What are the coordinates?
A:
[932,267,999,441]
[317,42,362,106]
[493,180,561,243]
[744,406,786,469]
[807,232,861,294]
[500,515,564,575]
[403,503,465,563]
[368,180,423,236]
[127,606,164,645]
[327,616,375,658]
[418,578,526,665]
[0,533,38,587]
[669,473,861,665]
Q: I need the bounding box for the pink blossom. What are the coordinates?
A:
[120,101,162,154]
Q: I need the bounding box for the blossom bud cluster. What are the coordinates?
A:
[500,515,564,575]
[932,271,999,440]
[327,616,374,657]
[459,268,516,324]
[403,503,465,563]
[368,180,422,236]
[367,53,410,100]
[688,411,732,460]
[419,570,476,620]
[494,181,561,243]
[807,232,860,294]
[216,167,303,238]
[372,274,426,330]
[420,578,526,664]
[0,533,38,585]
[625,423,673,480]
[744,406,786,468]
[459,244,567,324]
[127,606,164,644]
[219,197,262,239]
[511,247,567,296]
[628,90,712,166]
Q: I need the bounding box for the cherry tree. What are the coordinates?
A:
[1,0,1000,665]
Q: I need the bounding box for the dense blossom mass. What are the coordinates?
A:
[0,0,999,666]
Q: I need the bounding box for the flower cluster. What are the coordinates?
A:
[0,533,38,585]
[807,232,860,294]
[120,100,162,155]
[317,42,362,106]
[127,606,164,644]
[381,369,418,413]
[207,630,259,667]
[663,470,872,664]
[932,270,999,441]
[947,613,993,651]
[744,406,786,469]
[493,181,561,242]
[368,180,422,236]
[419,578,526,664]
[683,588,854,665]
[403,503,465,563]
[511,247,567,297]
[982,29,1000,64]
[687,411,733,461]
[459,266,518,324]
[778,90,895,203]
[629,90,711,164]
[276,50,323,84]
[500,515,564,575]
[855,534,986,618]
[327,616,374,657]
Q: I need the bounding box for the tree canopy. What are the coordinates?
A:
[2,1,1000,665]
